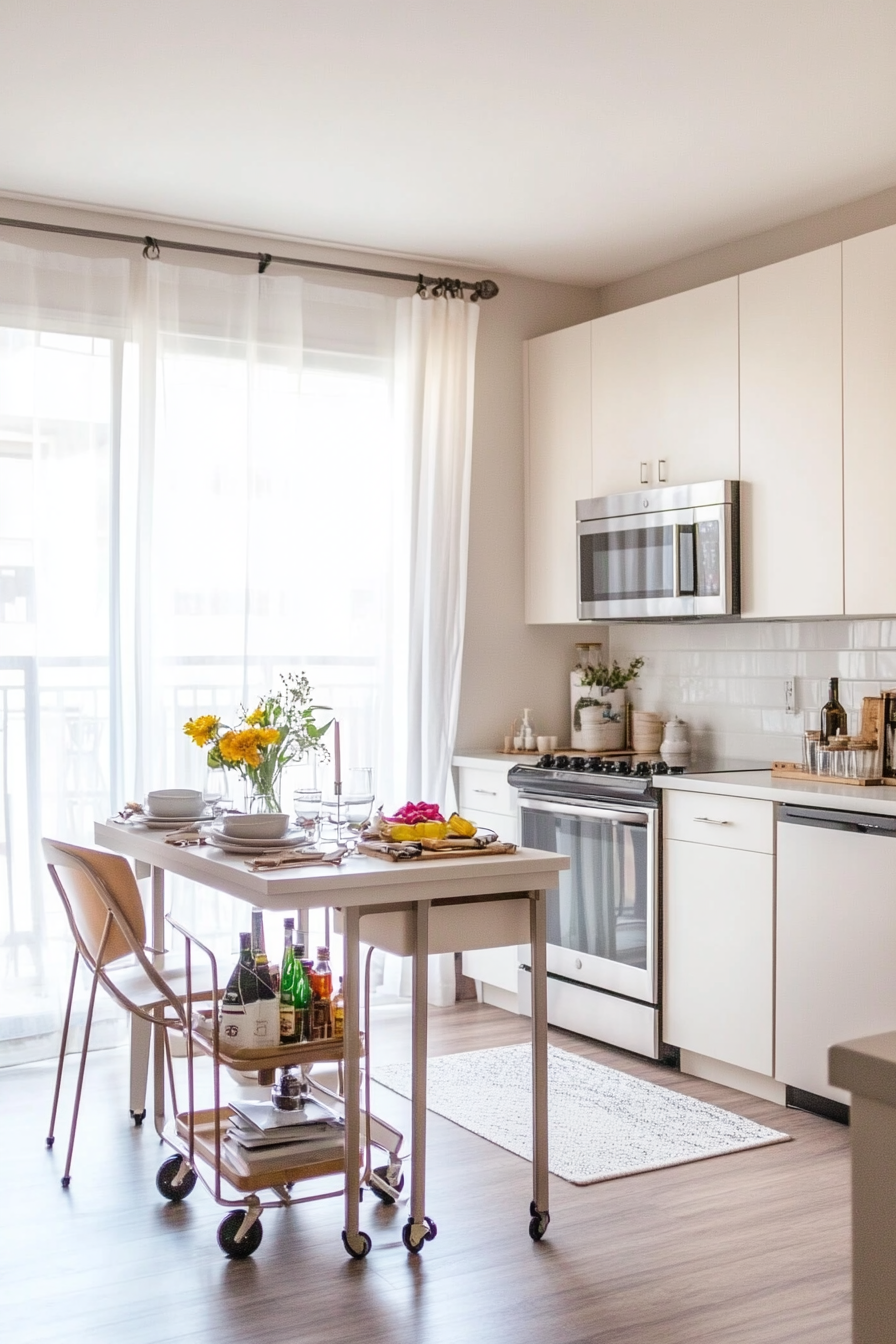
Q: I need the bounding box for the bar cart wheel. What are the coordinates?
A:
[156,1156,198,1202]
[369,1164,405,1206]
[130,1109,146,1127]
[341,1229,372,1260]
[217,1211,263,1259]
[528,1201,550,1242]
[401,1217,437,1254]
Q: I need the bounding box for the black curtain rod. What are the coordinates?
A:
[0,214,499,300]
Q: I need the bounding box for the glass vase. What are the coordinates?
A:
[247,782,283,814]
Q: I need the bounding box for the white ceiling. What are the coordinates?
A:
[3,0,896,287]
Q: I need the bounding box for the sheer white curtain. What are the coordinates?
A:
[399,294,480,806]
[0,240,131,1061]
[0,240,482,1059]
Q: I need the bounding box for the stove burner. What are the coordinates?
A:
[635,760,653,777]
[653,760,669,774]
[585,757,605,772]
[552,755,570,770]
[568,756,586,770]
[536,754,554,768]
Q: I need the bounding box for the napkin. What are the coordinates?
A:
[245,845,348,871]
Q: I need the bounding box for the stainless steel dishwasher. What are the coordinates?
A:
[776,803,896,1109]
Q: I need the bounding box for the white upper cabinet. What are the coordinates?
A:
[843,224,896,615]
[591,277,739,497]
[524,322,592,624]
[739,245,844,619]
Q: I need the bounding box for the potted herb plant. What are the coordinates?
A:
[571,657,645,751]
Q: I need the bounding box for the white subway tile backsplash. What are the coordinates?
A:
[611,618,896,761]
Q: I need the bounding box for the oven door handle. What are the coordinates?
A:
[519,796,652,827]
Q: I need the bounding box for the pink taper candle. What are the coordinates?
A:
[333,720,342,788]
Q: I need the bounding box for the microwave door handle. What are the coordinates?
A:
[672,523,681,597]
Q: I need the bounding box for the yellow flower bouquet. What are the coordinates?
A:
[184,672,331,813]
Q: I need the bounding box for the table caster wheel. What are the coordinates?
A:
[217,1210,263,1259]
[528,1203,550,1241]
[342,1229,372,1260]
[402,1216,436,1254]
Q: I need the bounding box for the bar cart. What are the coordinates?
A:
[156,918,404,1259]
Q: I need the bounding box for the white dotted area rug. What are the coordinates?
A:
[372,1043,790,1185]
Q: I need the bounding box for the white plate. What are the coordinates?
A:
[207,827,308,854]
[137,811,212,830]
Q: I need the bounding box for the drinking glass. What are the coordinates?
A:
[203,768,228,817]
[293,788,322,844]
[803,731,820,774]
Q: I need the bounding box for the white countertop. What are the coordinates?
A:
[830,1031,896,1108]
[654,769,896,816]
[453,749,537,769]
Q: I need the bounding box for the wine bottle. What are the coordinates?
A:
[220,933,258,1047]
[295,955,314,1043]
[820,677,848,743]
[280,918,298,1044]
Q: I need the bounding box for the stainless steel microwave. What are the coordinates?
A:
[576,480,740,620]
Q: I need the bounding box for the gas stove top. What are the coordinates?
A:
[507,754,766,803]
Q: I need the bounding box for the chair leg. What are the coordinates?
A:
[129,1014,151,1125]
[47,948,80,1149]
[60,962,101,1188]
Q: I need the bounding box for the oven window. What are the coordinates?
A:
[522,807,647,970]
[580,525,673,603]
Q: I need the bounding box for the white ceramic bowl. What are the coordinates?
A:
[145,788,204,818]
[219,813,290,840]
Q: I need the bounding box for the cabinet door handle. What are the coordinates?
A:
[693,816,732,825]
[658,458,667,482]
[474,788,498,796]
[640,461,649,485]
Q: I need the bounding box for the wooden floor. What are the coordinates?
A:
[2,1002,851,1344]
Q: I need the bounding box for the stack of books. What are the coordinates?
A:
[223,1098,344,1175]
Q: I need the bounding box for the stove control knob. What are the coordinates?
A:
[552,755,570,770]
[536,754,555,768]
[569,755,585,770]
[653,760,669,775]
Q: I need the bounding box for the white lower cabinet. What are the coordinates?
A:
[455,760,523,1008]
[663,837,774,1077]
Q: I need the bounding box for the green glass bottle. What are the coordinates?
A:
[294,944,314,1043]
[280,918,298,1044]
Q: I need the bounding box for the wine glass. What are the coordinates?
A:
[294,789,322,846]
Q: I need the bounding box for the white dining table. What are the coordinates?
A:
[94,819,568,1256]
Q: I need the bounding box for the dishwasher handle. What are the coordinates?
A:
[779,804,896,836]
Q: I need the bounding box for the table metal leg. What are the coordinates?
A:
[341,905,370,1259]
[403,899,436,1254]
[129,1014,151,1124]
[529,888,550,1241]
[150,865,165,952]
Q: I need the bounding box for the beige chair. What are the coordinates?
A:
[43,838,216,1188]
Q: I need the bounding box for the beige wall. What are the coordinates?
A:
[0,195,603,752]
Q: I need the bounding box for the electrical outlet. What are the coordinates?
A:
[784,678,796,714]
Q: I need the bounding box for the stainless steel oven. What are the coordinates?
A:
[511,764,661,1058]
[577,479,739,620]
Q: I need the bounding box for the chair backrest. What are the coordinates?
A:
[42,838,147,969]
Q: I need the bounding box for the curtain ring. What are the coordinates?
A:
[431,278,445,298]
[258,253,272,274]
[142,236,160,261]
[416,274,429,299]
